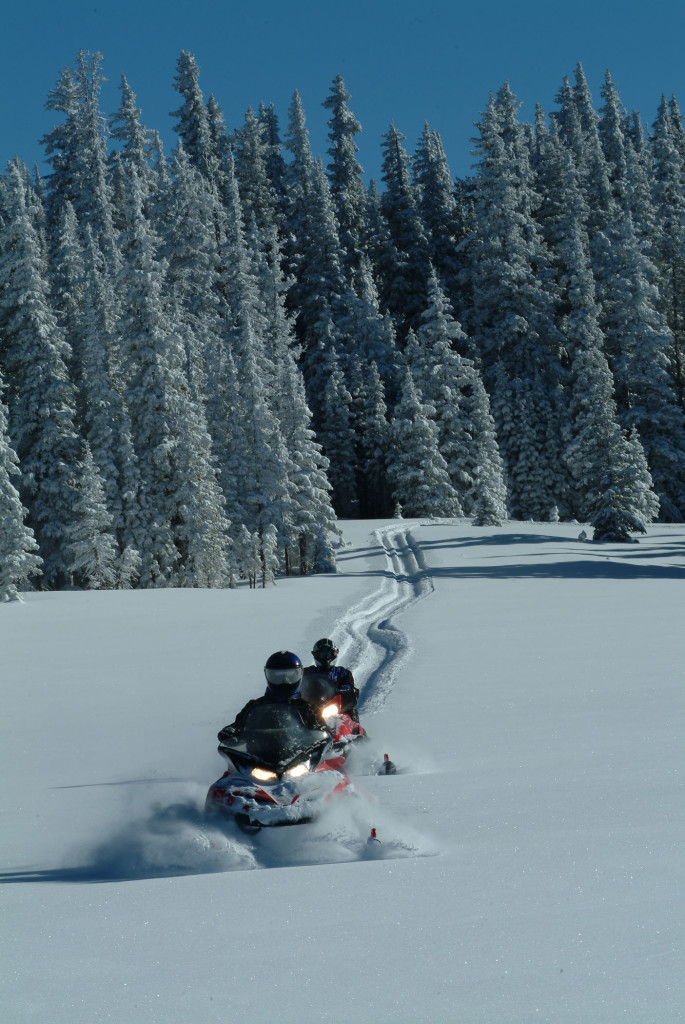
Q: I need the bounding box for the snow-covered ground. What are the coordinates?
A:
[1,519,683,1024]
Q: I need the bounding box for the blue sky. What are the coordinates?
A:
[3,0,685,185]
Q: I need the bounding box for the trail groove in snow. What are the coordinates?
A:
[333,523,434,716]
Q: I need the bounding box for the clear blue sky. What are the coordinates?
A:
[3,0,684,184]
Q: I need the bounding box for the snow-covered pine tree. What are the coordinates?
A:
[347,357,392,517]
[108,74,158,209]
[79,227,133,551]
[598,70,628,202]
[316,348,359,518]
[605,211,685,520]
[651,95,685,409]
[257,101,288,212]
[233,107,282,240]
[170,51,217,184]
[361,178,401,305]
[413,123,463,310]
[210,155,293,575]
[322,74,368,278]
[50,201,86,391]
[256,227,339,573]
[561,177,659,539]
[42,51,120,275]
[158,142,224,402]
[67,442,118,589]
[0,374,43,600]
[387,367,460,518]
[117,165,232,587]
[337,255,400,398]
[289,155,348,386]
[465,86,565,519]
[0,164,80,587]
[412,268,507,519]
[462,370,508,526]
[379,123,432,332]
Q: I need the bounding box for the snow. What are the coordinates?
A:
[1,519,684,1023]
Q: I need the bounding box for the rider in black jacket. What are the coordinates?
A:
[217,651,320,753]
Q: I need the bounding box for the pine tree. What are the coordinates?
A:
[67,442,118,589]
[317,350,359,517]
[561,185,660,539]
[233,107,281,239]
[0,164,80,587]
[606,212,685,520]
[465,87,565,519]
[413,123,463,306]
[170,51,217,183]
[348,357,392,517]
[463,371,508,526]
[257,228,338,573]
[257,101,288,209]
[0,374,43,600]
[109,74,157,201]
[337,255,400,394]
[387,368,460,518]
[42,51,120,274]
[322,74,367,276]
[412,269,507,519]
[652,95,685,408]
[117,165,231,587]
[379,123,432,331]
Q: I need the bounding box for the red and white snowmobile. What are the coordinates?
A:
[205,695,363,833]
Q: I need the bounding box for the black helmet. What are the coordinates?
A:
[312,638,338,667]
[299,666,338,707]
[264,651,303,698]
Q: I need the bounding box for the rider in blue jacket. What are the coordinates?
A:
[305,638,360,719]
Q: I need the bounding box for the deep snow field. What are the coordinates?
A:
[1,519,683,1024]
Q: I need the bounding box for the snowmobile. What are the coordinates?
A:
[205,697,358,833]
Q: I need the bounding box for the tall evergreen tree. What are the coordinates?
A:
[42,51,119,274]
[606,212,685,519]
[255,227,338,573]
[411,269,507,519]
[347,357,392,517]
[0,374,43,600]
[652,95,685,408]
[387,367,461,518]
[0,165,80,587]
[322,74,367,276]
[67,442,118,589]
[117,165,231,586]
[379,123,432,331]
[413,123,463,306]
[316,349,359,518]
[170,51,217,184]
[560,175,660,538]
[465,86,565,519]
[233,106,282,238]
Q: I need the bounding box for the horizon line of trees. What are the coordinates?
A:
[2,51,685,601]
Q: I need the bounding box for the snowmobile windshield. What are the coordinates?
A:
[299,668,337,706]
[231,703,328,772]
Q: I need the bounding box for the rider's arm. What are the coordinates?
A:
[217,698,261,743]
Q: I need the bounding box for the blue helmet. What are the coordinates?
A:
[264,651,303,698]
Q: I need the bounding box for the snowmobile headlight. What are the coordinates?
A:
[321,702,339,720]
[285,762,309,778]
[251,767,278,782]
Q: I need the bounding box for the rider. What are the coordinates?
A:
[217,650,319,753]
[304,638,360,720]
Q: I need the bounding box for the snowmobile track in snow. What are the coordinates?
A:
[333,523,434,716]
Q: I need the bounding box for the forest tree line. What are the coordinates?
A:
[2,51,685,599]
